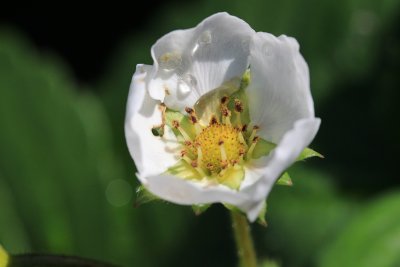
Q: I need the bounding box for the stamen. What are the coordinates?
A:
[184,141,192,147]
[197,146,203,164]
[206,163,214,171]
[221,106,232,125]
[151,103,167,137]
[247,136,260,159]
[241,124,248,132]
[234,99,243,113]
[238,134,248,149]
[191,160,198,168]
[185,107,195,114]
[172,120,192,141]
[180,150,187,157]
[219,140,227,161]
[248,125,259,144]
[238,147,246,163]
[191,160,207,177]
[220,160,229,169]
[236,116,242,128]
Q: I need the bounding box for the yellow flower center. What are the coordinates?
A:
[193,123,244,173]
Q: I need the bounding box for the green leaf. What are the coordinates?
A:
[0,31,139,264]
[297,147,324,161]
[257,202,268,227]
[276,172,293,186]
[319,191,400,267]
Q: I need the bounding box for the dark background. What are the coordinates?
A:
[1,1,400,267]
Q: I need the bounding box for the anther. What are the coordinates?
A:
[210,116,218,125]
[190,115,198,124]
[172,120,192,141]
[172,120,180,129]
[220,95,229,105]
[190,159,207,177]
[220,160,229,169]
[221,106,232,125]
[206,163,214,170]
[241,124,248,132]
[234,99,243,113]
[185,107,194,114]
[180,150,187,157]
[191,160,198,168]
[184,141,192,147]
[221,106,231,117]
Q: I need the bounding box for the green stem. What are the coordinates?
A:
[231,211,258,267]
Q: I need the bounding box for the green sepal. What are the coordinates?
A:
[239,69,251,90]
[252,138,276,159]
[297,147,324,161]
[223,203,243,214]
[167,160,201,180]
[134,185,160,207]
[257,201,268,227]
[192,204,211,216]
[216,165,245,190]
[276,172,293,186]
[165,109,196,139]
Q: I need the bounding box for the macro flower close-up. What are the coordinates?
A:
[125,12,320,221]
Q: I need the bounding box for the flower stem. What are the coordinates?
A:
[231,211,257,267]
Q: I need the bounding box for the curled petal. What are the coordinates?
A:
[149,12,254,111]
[247,32,315,143]
[125,65,180,178]
[138,117,319,222]
[241,118,321,221]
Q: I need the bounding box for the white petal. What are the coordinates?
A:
[149,12,254,111]
[139,118,319,222]
[241,118,321,221]
[125,64,180,178]
[247,32,315,143]
[140,173,247,206]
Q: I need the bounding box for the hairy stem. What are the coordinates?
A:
[231,211,258,267]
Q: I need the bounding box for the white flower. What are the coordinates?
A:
[125,12,320,221]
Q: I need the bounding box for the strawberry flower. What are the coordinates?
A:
[125,12,320,221]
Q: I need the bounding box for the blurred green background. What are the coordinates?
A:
[1,1,400,266]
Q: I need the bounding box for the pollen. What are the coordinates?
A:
[193,123,244,173]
